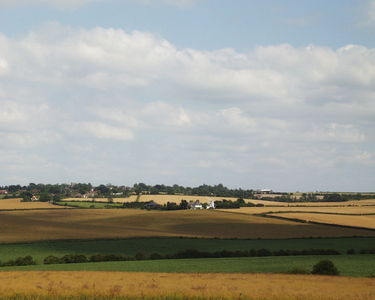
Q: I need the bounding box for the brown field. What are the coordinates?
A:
[268,212,375,230]
[0,271,374,300]
[0,198,68,210]
[0,209,374,243]
[64,195,375,207]
[219,206,375,215]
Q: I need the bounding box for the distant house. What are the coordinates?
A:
[188,200,204,210]
[31,195,39,201]
[0,190,8,194]
[206,200,215,209]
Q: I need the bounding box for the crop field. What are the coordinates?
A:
[58,201,124,209]
[2,255,375,277]
[64,195,375,206]
[1,237,374,262]
[0,271,374,300]
[268,212,375,230]
[64,195,288,206]
[0,199,68,210]
[1,209,375,243]
[220,206,375,215]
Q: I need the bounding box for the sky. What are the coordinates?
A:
[0,0,374,192]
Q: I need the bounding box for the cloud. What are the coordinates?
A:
[0,24,374,190]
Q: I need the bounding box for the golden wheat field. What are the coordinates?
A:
[0,199,68,210]
[268,212,375,230]
[219,206,375,215]
[0,209,374,243]
[64,195,288,206]
[64,195,375,207]
[0,271,374,300]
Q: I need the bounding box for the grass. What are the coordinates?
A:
[1,255,374,277]
[0,237,374,262]
[1,271,374,300]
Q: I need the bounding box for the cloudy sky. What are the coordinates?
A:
[0,0,374,191]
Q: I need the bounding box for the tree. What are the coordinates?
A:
[39,192,52,202]
[311,260,339,275]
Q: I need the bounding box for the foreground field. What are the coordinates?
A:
[0,271,374,300]
[0,199,67,210]
[268,213,375,230]
[1,237,374,262]
[2,255,374,277]
[1,209,375,243]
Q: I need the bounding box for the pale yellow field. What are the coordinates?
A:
[65,195,287,206]
[268,212,375,230]
[0,198,68,210]
[0,271,374,300]
[1,209,374,243]
[64,195,375,207]
[219,206,375,215]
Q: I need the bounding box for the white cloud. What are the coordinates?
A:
[0,24,374,190]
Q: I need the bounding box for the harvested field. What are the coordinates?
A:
[220,206,375,215]
[268,212,375,230]
[64,195,375,207]
[0,199,68,210]
[64,195,287,206]
[0,271,374,300]
[0,209,374,243]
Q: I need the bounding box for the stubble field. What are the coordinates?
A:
[0,199,67,210]
[267,212,375,230]
[0,271,374,300]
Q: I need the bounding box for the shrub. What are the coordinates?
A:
[311,260,339,276]
[150,253,164,260]
[44,255,61,264]
[60,254,88,264]
[135,252,145,260]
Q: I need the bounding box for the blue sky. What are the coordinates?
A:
[0,0,374,191]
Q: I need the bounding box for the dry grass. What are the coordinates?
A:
[268,213,375,230]
[220,206,375,215]
[0,209,374,243]
[0,271,374,300]
[0,199,68,210]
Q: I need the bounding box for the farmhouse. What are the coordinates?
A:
[0,190,8,194]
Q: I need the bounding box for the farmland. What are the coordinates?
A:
[2,254,375,277]
[0,271,374,300]
[1,237,374,262]
[1,209,375,243]
[64,195,375,206]
[268,212,375,230]
[0,199,68,210]
[219,206,375,215]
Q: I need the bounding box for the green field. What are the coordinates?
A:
[0,237,374,263]
[57,201,123,209]
[1,255,374,277]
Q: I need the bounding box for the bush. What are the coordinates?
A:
[60,254,88,264]
[44,256,60,264]
[311,260,339,276]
